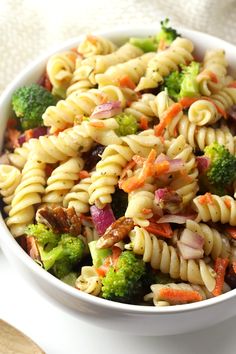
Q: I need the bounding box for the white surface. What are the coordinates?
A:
[0,250,235,354]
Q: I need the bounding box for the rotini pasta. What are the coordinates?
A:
[63,175,92,214]
[8,142,30,170]
[75,266,102,296]
[78,35,117,57]
[0,165,21,214]
[124,93,156,122]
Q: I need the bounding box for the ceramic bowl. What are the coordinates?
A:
[0,26,236,336]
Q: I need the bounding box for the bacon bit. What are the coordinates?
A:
[89,121,105,128]
[119,75,136,90]
[224,199,231,209]
[197,70,218,84]
[158,288,203,304]
[145,221,173,238]
[24,129,34,141]
[87,34,98,44]
[154,103,182,136]
[212,258,229,296]
[5,129,20,149]
[198,192,214,205]
[7,118,17,129]
[45,164,54,178]
[227,81,236,88]
[225,227,236,240]
[78,170,90,179]
[139,116,149,130]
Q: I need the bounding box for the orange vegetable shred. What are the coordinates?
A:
[212,258,229,297]
[158,288,203,304]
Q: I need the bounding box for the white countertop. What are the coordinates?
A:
[0,249,236,354]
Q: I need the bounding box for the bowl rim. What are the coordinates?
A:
[0,25,236,315]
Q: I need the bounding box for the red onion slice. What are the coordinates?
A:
[180,229,204,249]
[18,126,48,146]
[90,204,116,235]
[177,241,204,260]
[156,214,196,224]
[90,101,122,119]
[196,156,210,174]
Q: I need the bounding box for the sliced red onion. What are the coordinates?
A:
[156,214,196,224]
[90,204,116,235]
[18,126,48,146]
[155,188,182,214]
[155,153,169,163]
[196,156,210,174]
[0,153,10,165]
[177,241,204,260]
[180,229,204,249]
[90,101,122,119]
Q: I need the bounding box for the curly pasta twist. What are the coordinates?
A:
[95,52,155,87]
[75,266,102,296]
[42,157,84,205]
[125,177,155,227]
[129,226,216,291]
[193,195,236,226]
[84,118,122,146]
[184,220,231,260]
[63,175,92,213]
[88,144,133,208]
[29,125,93,164]
[0,165,21,214]
[78,35,117,57]
[136,37,194,91]
[188,87,236,126]
[8,142,30,170]
[121,129,164,157]
[197,49,228,96]
[43,85,129,132]
[145,282,212,306]
[46,51,78,98]
[124,93,156,122]
[6,158,46,237]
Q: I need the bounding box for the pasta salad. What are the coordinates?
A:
[1,19,236,307]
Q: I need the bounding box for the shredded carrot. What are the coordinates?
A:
[24,129,34,141]
[78,170,90,179]
[227,81,236,88]
[202,97,227,119]
[212,258,229,296]
[158,288,203,304]
[139,149,157,179]
[119,160,136,182]
[89,121,105,128]
[139,116,149,130]
[96,246,122,277]
[145,221,173,238]
[198,192,214,205]
[225,227,236,240]
[197,70,218,84]
[178,97,199,109]
[53,128,66,136]
[119,175,145,193]
[87,34,98,44]
[119,75,136,90]
[224,199,231,209]
[154,103,182,136]
[142,208,152,215]
[154,161,170,176]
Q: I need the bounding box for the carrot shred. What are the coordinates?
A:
[154,103,182,136]
[78,170,90,179]
[120,175,145,193]
[119,160,136,182]
[212,258,229,296]
[24,129,34,141]
[202,97,227,119]
[224,199,231,209]
[158,288,203,304]
[154,161,170,176]
[87,34,98,44]
[178,97,199,109]
[198,192,214,205]
[145,221,173,238]
[89,121,105,128]
[142,208,152,215]
[227,81,236,88]
[225,227,236,240]
[139,116,149,130]
[96,246,122,277]
[119,75,136,90]
[197,70,218,84]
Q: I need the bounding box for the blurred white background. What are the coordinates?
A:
[1,0,236,93]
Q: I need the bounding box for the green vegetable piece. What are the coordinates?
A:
[179,61,200,98]
[156,18,180,46]
[115,113,138,136]
[12,83,57,130]
[129,37,157,53]
[163,71,182,101]
[52,258,74,279]
[102,251,146,301]
[25,223,60,248]
[89,240,112,268]
[204,142,236,189]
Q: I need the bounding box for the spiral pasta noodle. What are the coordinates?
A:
[78,35,117,57]
[124,93,156,122]
[75,266,102,296]
[63,175,92,214]
[136,37,194,91]
[193,195,236,226]
[0,165,21,214]
[8,142,30,170]
[47,51,78,98]
[42,157,84,205]
[6,158,46,237]
[129,226,216,291]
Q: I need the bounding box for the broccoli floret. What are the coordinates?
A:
[156,18,180,46]
[102,251,146,302]
[89,240,112,268]
[114,113,138,136]
[204,143,236,191]
[12,83,57,130]
[129,37,157,53]
[163,62,200,101]
[25,223,60,248]
[111,188,128,219]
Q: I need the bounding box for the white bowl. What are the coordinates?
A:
[0,26,236,336]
